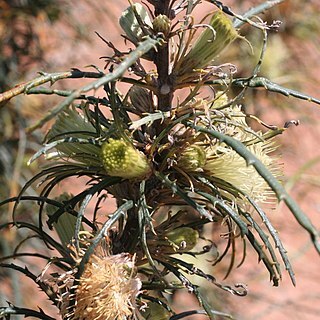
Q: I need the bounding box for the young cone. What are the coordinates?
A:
[101,138,151,179]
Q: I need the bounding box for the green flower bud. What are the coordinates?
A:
[119,3,152,45]
[178,145,206,171]
[164,227,199,253]
[173,10,238,79]
[152,14,171,37]
[101,138,151,179]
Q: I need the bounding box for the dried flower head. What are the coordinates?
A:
[56,240,142,320]
[129,85,154,114]
[73,254,141,320]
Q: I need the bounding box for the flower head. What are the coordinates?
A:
[101,138,151,179]
[173,97,281,208]
[205,141,279,207]
[141,300,171,320]
[54,238,142,320]
[163,227,199,253]
[72,253,141,320]
[153,14,171,37]
[177,145,206,172]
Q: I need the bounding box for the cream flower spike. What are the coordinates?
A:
[205,141,280,208]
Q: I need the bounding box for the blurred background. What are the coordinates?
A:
[0,0,319,319]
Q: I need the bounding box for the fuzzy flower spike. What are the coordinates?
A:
[204,96,281,208]
[174,96,281,209]
[205,140,280,209]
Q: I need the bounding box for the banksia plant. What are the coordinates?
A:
[0,1,320,319]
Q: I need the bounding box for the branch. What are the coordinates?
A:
[233,77,320,105]
[234,0,285,28]
[0,263,58,305]
[203,76,320,106]
[207,0,284,30]
[0,303,55,320]
[0,71,73,104]
[0,69,103,105]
